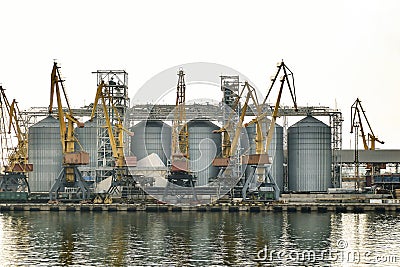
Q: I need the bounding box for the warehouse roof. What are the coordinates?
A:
[338,149,400,163]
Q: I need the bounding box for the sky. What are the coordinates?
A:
[0,0,399,149]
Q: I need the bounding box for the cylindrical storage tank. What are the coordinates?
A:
[245,121,284,191]
[288,116,332,192]
[75,118,98,180]
[131,120,171,166]
[188,120,221,186]
[28,116,63,192]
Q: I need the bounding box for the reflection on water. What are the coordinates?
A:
[0,211,399,266]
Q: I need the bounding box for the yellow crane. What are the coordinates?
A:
[243,61,297,200]
[350,98,384,190]
[161,68,199,203]
[171,68,189,173]
[0,86,32,193]
[90,80,135,203]
[350,98,384,150]
[166,68,197,189]
[212,81,261,167]
[48,62,90,201]
[211,81,262,201]
[213,83,243,163]
[245,61,298,154]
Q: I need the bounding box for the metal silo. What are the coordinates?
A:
[75,118,98,182]
[28,116,63,192]
[188,120,221,186]
[288,116,332,192]
[245,121,284,191]
[131,120,171,166]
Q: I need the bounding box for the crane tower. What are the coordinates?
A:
[167,69,196,188]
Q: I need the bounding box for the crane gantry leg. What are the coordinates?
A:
[49,166,90,201]
[0,173,30,193]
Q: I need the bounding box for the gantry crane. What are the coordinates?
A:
[90,80,135,203]
[211,81,261,200]
[167,68,196,187]
[350,98,384,190]
[351,98,384,150]
[213,83,243,165]
[246,61,298,153]
[213,81,260,167]
[0,86,32,193]
[244,61,297,200]
[48,62,90,201]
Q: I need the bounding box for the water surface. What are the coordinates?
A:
[0,211,399,266]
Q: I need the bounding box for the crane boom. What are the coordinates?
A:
[50,63,67,153]
[171,69,190,172]
[213,81,261,167]
[0,86,31,194]
[350,98,384,150]
[265,75,286,152]
[7,99,30,172]
[229,83,252,157]
[264,61,297,152]
[49,62,84,154]
[0,87,32,174]
[214,85,244,158]
[90,81,126,168]
[245,61,297,154]
[8,100,22,143]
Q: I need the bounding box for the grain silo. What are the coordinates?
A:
[187,120,221,186]
[245,121,284,191]
[75,118,98,181]
[288,116,332,192]
[131,120,171,166]
[28,116,63,192]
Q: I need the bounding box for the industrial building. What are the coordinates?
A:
[1,61,400,204]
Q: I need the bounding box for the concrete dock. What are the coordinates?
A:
[1,201,400,213]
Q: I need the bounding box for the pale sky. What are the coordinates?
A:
[0,0,399,149]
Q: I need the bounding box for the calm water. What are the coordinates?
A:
[0,211,399,266]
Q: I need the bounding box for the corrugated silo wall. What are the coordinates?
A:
[188,120,221,186]
[75,118,98,180]
[131,120,171,166]
[245,122,284,191]
[288,116,332,192]
[28,116,63,192]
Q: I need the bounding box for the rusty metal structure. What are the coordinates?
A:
[170,69,189,173]
[167,68,196,188]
